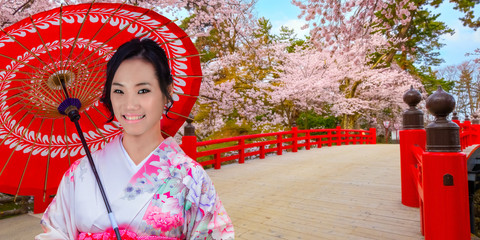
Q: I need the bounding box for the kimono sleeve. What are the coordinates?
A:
[35,161,80,240]
[183,165,234,240]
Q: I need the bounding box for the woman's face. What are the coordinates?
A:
[110,58,166,140]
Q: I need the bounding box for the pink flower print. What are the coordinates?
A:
[64,160,81,182]
[159,194,182,215]
[208,200,234,239]
[78,230,138,240]
[169,154,187,167]
[144,206,183,232]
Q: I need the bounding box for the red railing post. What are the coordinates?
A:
[336,126,342,146]
[400,87,425,207]
[214,152,221,169]
[292,126,298,152]
[345,130,350,145]
[399,129,425,207]
[369,128,376,144]
[473,123,480,145]
[422,86,469,239]
[277,134,283,155]
[260,145,265,159]
[306,131,311,150]
[181,116,197,160]
[327,130,332,147]
[182,136,197,160]
[464,118,472,148]
[239,138,245,164]
[317,133,322,148]
[422,152,469,239]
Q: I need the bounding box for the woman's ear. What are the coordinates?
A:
[166,84,173,104]
[168,84,173,97]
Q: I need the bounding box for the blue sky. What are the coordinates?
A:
[254,0,480,69]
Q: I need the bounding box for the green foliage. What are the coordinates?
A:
[296,110,339,130]
[372,3,453,66]
[414,66,454,94]
[436,0,480,30]
[275,26,306,53]
[370,2,458,94]
[206,119,254,140]
[255,17,274,44]
[405,8,453,68]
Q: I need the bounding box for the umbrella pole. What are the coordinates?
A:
[57,82,122,240]
[70,115,123,240]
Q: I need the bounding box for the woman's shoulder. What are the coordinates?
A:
[62,135,123,180]
[159,137,209,177]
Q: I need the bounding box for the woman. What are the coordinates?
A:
[36,38,234,240]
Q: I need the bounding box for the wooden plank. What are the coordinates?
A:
[208,144,426,239]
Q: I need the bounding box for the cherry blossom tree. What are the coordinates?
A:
[0,0,428,138]
[271,33,421,129]
[193,18,279,138]
[1,0,256,38]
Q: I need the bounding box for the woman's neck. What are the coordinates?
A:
[121,132,165,165]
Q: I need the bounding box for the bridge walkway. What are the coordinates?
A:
[0,144,428,239]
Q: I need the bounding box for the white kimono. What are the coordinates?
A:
[36,136,234,240]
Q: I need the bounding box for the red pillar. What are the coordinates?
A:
[452,119,461,127]
[473,124,480,144]
[214,152,221,169]
[305,132,311,150]
[422,152,470,240]
[369,128,376,144]
[464,120,472,148]
[292,126,298,152]
[336,126,342,146]
[327,131,332,147]
[260,145,265,159]
[277,134,283,155]
[239,138,245,164]
[399,129,425,207]
[181,135,197,161]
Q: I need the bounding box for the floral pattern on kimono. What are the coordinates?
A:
[36,136,234,240]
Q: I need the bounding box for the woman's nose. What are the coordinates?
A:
[125,94,140,110]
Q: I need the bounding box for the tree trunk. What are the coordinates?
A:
[342,114,358,129]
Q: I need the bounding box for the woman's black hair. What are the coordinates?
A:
[100,38,174,123]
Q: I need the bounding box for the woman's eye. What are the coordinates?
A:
[112,89,123,94]
[138,89,150,94]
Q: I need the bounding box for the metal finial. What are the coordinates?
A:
[425,86,460,152]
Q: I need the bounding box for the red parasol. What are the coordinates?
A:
[0,2,202,214]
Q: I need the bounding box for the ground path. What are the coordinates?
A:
[1,144,427,239]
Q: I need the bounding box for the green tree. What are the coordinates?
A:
[372,1,456,93]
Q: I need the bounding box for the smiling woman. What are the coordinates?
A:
[106,39,173,165]
[35,38,234,240]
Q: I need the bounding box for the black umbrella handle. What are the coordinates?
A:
[67,110,122,240]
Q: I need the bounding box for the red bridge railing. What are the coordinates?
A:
[400,86,469,239]
[181,124,376,169]
[453,117,480,150]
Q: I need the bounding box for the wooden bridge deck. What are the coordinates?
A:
[209,144,423,239]
[2,144,471,239]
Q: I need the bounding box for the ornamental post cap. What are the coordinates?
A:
[426,85,455,118]
[403,85,422,108]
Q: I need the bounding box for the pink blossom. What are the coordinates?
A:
[144,206,183,232]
